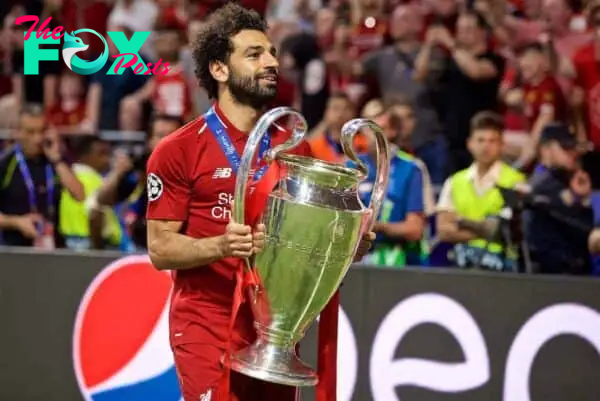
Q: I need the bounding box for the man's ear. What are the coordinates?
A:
[209,60,229,84]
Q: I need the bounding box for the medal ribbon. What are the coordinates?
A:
[14,146,55,233]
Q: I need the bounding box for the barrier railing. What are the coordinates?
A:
[0,129,147,142]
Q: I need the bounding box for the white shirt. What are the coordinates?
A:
[436,161,503,213]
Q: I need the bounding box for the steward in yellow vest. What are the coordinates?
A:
[436,111,526,271]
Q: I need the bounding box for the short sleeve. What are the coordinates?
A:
[146,139,190,221]
[436,177,455,212]
[406,167,424,213]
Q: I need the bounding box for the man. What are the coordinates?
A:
[571,2,600,190]
[348,105,427,267]
[59,136,122,250]
[91,114,182,250]
[145,4,373,401]
[416,10,505,172]
[308,92,366,164]
[503,43,567,167]
[436,111,525,271]
[0,104,84,248]
[524,123,595,275]
[360,4,445,183]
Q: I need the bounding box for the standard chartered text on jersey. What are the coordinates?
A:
[211,192,233,220]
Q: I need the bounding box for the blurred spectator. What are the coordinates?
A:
[349,0,388,57]
[120,25,191,130]
[85,24,151,132]
[383,97,437,214]
[524,123,595,274]
[359,4,447,183]
[572,2,600,189]
[59,135,122,250]
[0,104,83,248]
[91,114,182,250]
[416,10,505,172]
[108,0,158,59]
[436,111,525,271]
[308,92,367,163]
[180,19,211,115]
[348,102,427,268]
[46,70,87,135]
[504,42,567,167]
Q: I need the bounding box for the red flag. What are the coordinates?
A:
[316,291,339,401]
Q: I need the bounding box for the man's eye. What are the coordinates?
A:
[248,53,259,58]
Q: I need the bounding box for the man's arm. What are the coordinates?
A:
[589,228,600,254]
[147,220,226,270]
[53,161,85,201]
[436,211,479,243]
[376,166,426,242]
[451,49,499,81]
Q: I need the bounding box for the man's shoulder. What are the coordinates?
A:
[153,117,208,154]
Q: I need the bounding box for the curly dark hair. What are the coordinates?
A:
[193,2,267,100]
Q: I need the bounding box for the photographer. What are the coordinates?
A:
[89,115,182,250]
[436,111,526,271]
[523,123,595,275]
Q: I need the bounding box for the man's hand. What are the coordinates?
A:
[13,214,42,239]
[252,224,266,254]
[43,127,62,163]
[570,169,592,198]
[353,231,376,262]
[223,201,266,259]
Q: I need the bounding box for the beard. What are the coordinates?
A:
[227,67,278,110]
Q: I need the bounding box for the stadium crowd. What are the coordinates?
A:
[0,0,599,274]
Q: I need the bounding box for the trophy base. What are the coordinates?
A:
[229,339,318,387]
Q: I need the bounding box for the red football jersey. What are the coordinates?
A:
[573,43,600,148]
[152,65,192,120]
[522,75,568,128]
[146,103,313,349]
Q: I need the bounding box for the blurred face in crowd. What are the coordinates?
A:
[524,0,543,19]
[468,129,503,165]
[389,5,422,42]
[456,14,485,49]
[540,141,578,170]
[391,104,416,138]
[85,141,112,173]
[155,30,182,63]
[59,72,83,99]
[430,0,457,17]
[219,30,279,108]
[542,0,571,28]
[16,113,47,157]
[325,95,355,131]
[518,49,548,83]
[107,25,132,56]
[314,9,336,43]
[149,118,181,150]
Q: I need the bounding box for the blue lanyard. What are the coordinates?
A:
[204,107,271,180]
[14,146,55,218]
[325,131,344,155]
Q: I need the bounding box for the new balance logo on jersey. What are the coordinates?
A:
[212,168,232,179]
[199,389,212,401]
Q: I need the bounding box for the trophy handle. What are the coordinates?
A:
[340,118,391,230]
[234,106,308,226]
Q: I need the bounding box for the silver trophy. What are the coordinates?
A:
[231,107,390,386]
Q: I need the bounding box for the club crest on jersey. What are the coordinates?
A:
[200,389,212,401]
[147,173,163,201]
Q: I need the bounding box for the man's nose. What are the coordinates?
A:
[264,52,279,69]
